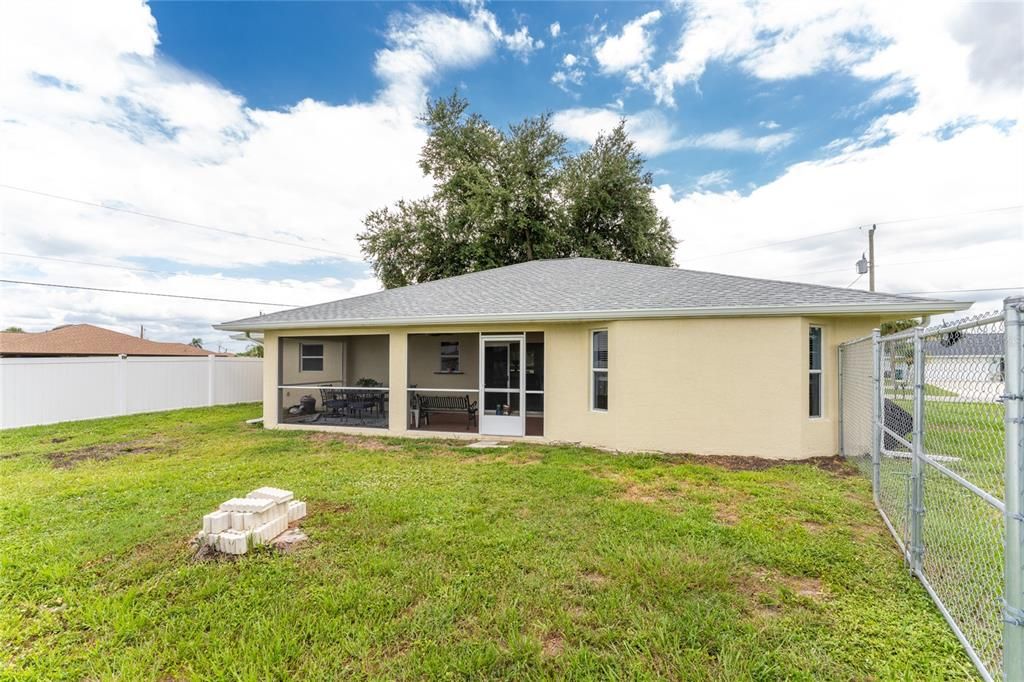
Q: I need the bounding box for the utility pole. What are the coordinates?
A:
[139,324,144,339]
[868,224,876,292]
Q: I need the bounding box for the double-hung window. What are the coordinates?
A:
[591,330,608,411]
[300,343,324,372]
[439,341,460,373]
[809,326,822,417]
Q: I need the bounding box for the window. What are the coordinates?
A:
[300,343,324,372]
[439,341,460,372]
[591,330,608,411]
[809,326,822,417]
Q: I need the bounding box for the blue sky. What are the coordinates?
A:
[0,1,1021,349]
[149,1,912,191]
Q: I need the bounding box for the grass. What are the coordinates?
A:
[0,405,975,680]
[878,398,1006,676]
[885,380,959,398]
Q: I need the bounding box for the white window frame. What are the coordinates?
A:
[809,325,823,419]
[439,340,460,373]
[590,329,608,412]
[299,342,325,373]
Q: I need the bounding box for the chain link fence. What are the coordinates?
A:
[839,297,1024,682]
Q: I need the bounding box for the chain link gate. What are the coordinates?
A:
[838,297,1024,681]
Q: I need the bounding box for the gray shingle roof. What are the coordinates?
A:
[217,258,969,330]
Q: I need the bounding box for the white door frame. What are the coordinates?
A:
[478,334,525,437]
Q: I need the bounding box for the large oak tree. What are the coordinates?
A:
[359,94,677,288]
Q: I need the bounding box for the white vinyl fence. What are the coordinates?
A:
[0,356,262,429]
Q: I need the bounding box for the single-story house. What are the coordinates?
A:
[0,324,230,358]
[216,258,968,459]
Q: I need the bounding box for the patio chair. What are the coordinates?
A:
[318,384,346,418]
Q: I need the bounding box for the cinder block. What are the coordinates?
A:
[247,487,294,504]
[287,500,307,522]
[217,529,251,555]
[219,497,275,514]
[252,514,288,545]
[203,510,232,534]
[230,511,264,531]
[270,501,289,521]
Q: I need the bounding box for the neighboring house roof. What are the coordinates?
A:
[216,258,971,331]
[0,324,227,357]
[922,332,1003,357]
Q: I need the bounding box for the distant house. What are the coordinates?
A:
[0,324,229,358]
[216,258,967,459]
[923,331,1004,386]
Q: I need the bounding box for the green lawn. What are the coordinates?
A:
[879,398,1005,676]
[0,405,974,680]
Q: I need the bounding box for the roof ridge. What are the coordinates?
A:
[217,256,968,329]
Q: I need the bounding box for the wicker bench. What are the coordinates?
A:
[412,394,478,429]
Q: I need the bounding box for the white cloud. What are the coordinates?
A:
[593,10,662,76]
[0,0,533,349]
[654,122,1024,314]
[375,9,498,108]
[759,120,781,129]
[640,0,1024,142]
[549,21,561,38]
[694,170,731,190]
[552,54,586,93]
[688,128,794,153]
[502,25,544,62]
[551,107,794,156]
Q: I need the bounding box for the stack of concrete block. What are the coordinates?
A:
[200,486,307,555]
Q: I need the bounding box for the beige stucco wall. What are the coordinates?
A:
[799,316,878,458]
[262,315,879,459]
[279,338,344,406]
[345,335,389,386]
[407,333,479,391]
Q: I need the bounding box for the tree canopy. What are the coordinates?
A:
[358,94,677,289]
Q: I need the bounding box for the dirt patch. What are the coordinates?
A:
[541,632,565,658]
[800,519,826,533]
[639,452,858,476]
[459,451,544,466]
[581,571,609,588]
[46,439,160,469]
[621,484,661,504]
[713,504,741,526]
[312,500,353,515]
[742,567,826,616]
[305,432,402,451]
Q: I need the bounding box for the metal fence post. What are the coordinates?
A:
[1004,296,1024,680]
[838,343,845,458]
[872,328,882,504]
[909,326,926,576]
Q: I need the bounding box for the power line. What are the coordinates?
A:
[1,251,176,275]
[677,204,1023,263]
[0,278,299,306]
[677,226,856,262]
[896,286,1024,295]
[0,251,342,291]
[790,254,1001,278]
[0,183,362,260]
[871,204,1024,227]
